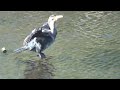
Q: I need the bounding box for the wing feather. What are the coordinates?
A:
[23,22,51,46]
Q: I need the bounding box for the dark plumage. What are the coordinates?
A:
[14,15,63,59]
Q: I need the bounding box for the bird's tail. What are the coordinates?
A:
[14,46,29,53]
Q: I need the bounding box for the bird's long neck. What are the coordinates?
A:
[48,21,57,37]
[48,21,55,34]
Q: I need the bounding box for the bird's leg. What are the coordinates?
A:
[41,52,46,58]
[37,52,46,59]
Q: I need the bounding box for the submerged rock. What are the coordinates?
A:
[23,58,55,79]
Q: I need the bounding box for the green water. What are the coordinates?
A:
[0,11,120,79]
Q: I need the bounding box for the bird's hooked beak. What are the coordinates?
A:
[54,15,63,21]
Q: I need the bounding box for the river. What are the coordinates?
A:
[0,11,120,79]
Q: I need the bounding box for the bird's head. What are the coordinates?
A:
[48,15,63,24]
[47,15,63,33]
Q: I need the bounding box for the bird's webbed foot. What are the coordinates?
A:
[37,53,46,59]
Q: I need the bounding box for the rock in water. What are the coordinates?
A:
[1,47,7,53]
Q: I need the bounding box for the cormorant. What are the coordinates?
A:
[14,15,63,59]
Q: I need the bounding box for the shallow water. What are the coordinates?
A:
[0,11,120,79]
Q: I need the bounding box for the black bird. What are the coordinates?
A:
[14,15,63,59]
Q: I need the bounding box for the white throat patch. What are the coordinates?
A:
[48,21,54,34]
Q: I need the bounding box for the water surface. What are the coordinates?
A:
[0,11,120,79]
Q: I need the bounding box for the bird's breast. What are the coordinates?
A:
[36,35,55,51]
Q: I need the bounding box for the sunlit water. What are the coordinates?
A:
[0,11,120,79]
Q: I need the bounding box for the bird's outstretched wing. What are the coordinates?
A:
[23,28,38,46]
[23,23,51,46]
